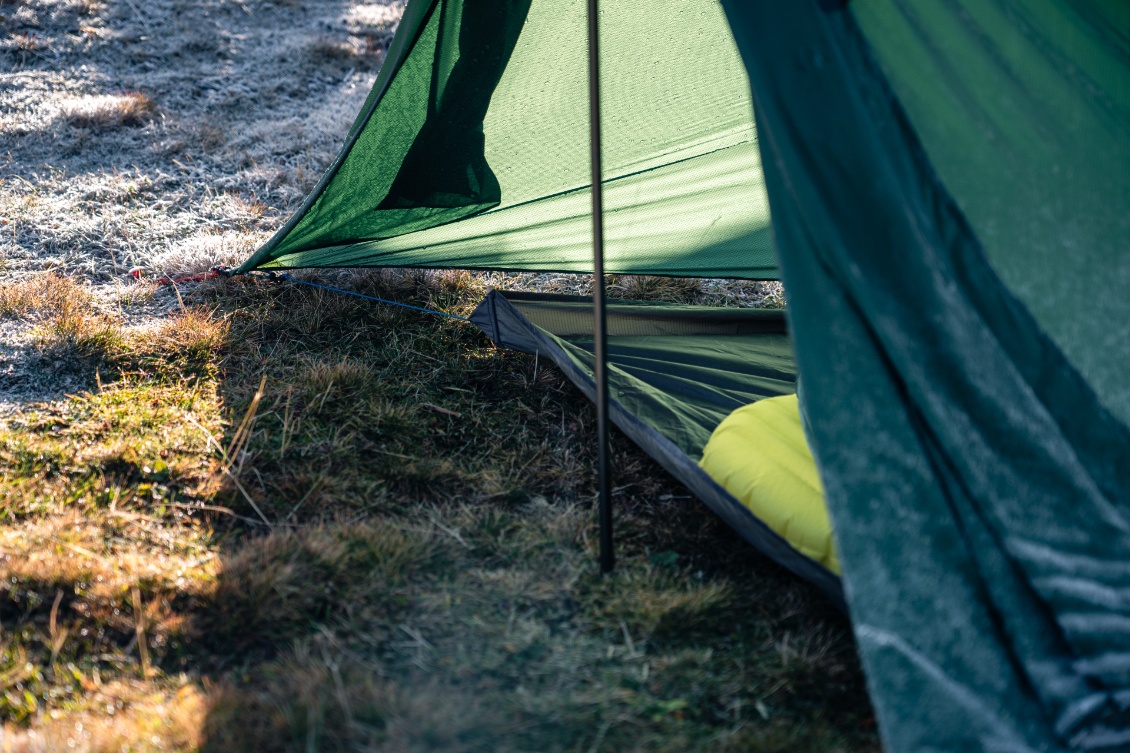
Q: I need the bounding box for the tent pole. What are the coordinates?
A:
[587,0,613,574]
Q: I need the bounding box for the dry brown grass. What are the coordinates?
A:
[0,273,228,381]
[127,306,231,380]
[0,272,82,318]
[200,649,515,753]
[0,273,123,364]
[610,274,706,302]
[0,374,224,734]
[11,31,39,52]
[308,37,356,63]
[62,92,157,131]
[74,0,103,15]
[0,271,875,752]
[33,306,123,365]
[307,34,387,71]
[1,684,208,753]
[199,523,438,652]
[194,120,227,150]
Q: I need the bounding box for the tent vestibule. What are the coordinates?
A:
[237,0,1130,750]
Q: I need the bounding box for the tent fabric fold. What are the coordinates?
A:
[718,1,1130,750]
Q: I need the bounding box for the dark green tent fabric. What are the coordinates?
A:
[468,290,845,604]
[718,0,1130,750]
[237,0,776,278]
[852,0,1130,427]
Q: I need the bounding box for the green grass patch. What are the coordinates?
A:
[0,271,877,752]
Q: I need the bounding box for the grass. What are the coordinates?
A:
[0,273,80,318]
[308,35,386,71]
[62,92,157,131]
[0,268,878,752]
[1,273,227,383]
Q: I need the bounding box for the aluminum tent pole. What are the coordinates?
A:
[587,0,613,574]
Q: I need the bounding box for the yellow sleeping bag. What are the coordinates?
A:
[698,394,839,574]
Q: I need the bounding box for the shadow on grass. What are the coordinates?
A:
[0,270,877,752]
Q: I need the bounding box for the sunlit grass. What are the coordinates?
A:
[0,270,875,751]
[61,92,157,131]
